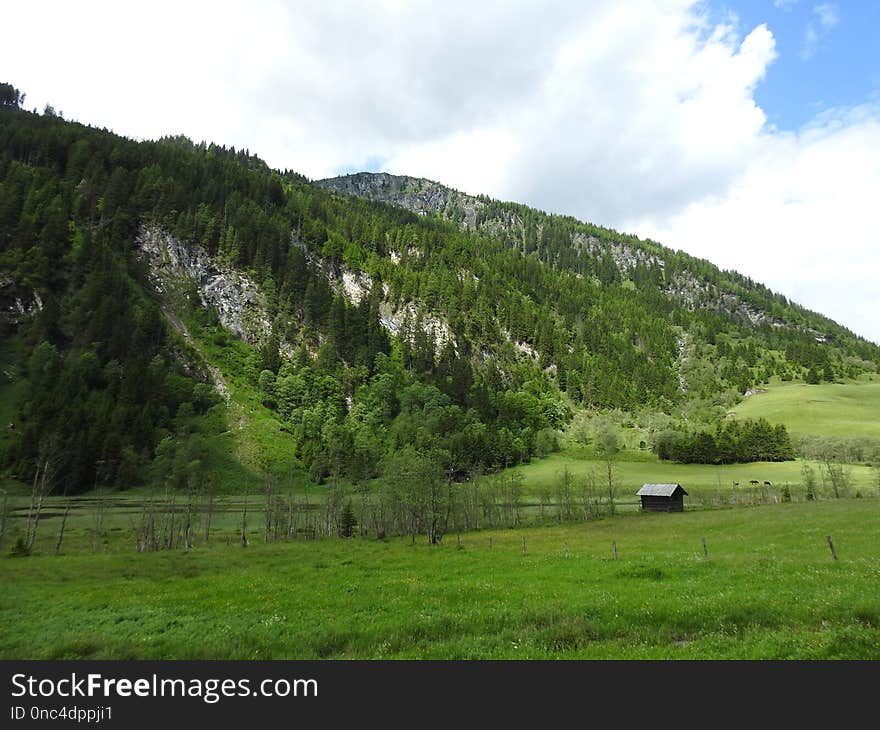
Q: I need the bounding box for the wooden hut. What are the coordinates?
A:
[637,483,687,512]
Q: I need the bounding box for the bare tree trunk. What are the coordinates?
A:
[286,492,295,539]
[161,493,176,550]
[264,483,272,544]
[139,492,158,552]
[23,463,42,553]
[26,493,45,553]
[605,459,616,516]
[0,489,8,552]
[241,494,249,547]
[204,491,215,543]
[91,491,102,552]
[359,485,368,537]
[26,457,56,553]
[134,498,147,552]
[183,490,194,550]
[54,501,71,555]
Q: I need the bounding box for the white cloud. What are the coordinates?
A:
[802,3,839,60]
[814,3,839,28]
[0,1,877,343]
[630,103,880,345]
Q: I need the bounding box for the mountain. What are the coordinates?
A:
[1,100,878,494]
[316,172,859,339]
[316,171,879,386]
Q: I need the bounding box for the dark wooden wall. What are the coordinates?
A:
[640,495,684,512]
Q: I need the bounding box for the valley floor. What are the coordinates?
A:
[1,499,878,659]
[509,448,878,506]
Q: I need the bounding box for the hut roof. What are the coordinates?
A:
[637,483,687,496]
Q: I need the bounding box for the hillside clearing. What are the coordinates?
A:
[731,379,880,438]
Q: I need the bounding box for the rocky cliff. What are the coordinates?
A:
[137,225,273,346]
[137,224,456,358]
[0,273,42,338]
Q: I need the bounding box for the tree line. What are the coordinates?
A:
[653,418,795,464]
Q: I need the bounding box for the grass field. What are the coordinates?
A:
[731,379,880,438]
[508,449,878,501]
[2,499,878,659]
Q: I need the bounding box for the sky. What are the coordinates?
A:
[2,0,879,344]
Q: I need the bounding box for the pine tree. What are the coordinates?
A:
[338,502,357,538]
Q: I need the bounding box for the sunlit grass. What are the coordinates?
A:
[2,500,878,659]
[732,378,880,438]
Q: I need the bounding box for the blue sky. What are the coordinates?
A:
[710,1,880,129]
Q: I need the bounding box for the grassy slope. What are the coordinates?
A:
[1,500,878,659]
[731,378,880,438]
[162,300,308,492]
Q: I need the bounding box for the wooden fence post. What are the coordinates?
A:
[489,536,493,550]
[826,535,838,560]
[564,543,569,559]
[522,536,526,555]
[612,541,618,560]
[702,536,709,560]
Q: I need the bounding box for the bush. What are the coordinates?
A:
[9,535,30,557]
[534,428,560,458]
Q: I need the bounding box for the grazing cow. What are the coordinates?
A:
[733,481,740,487]
[763,481,772,487]
[749,479,759,486]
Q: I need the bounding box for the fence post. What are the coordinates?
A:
[612,541,618,560]
[826,535,838,560]
[522,536,526,555]
[702,536,709,560]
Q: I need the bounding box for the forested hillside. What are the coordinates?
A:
[1,89,878,495]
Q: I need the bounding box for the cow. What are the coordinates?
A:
[749,479,759,486]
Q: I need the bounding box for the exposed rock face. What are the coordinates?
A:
[319,256,455,354]
[675,333,689,394]
[316,172,485,230]
[136,226,272,346]
[666,271,787,329]
[319,173,670,290]
[381,300,455,354]
[571,232,661,276]
[137,224,455,357]
[0,272,42,337]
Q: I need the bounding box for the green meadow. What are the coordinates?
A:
[731,378,880,438]
[1,500,878,659]
[508,449,877,502]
